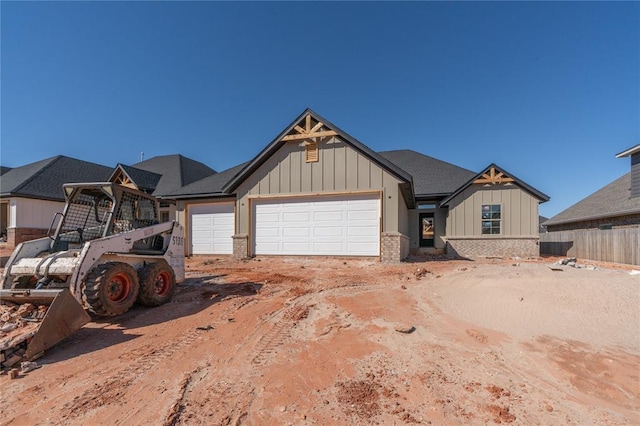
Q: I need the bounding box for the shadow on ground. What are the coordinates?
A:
[37,275,262,365]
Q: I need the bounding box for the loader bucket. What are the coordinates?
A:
[0,289,90,361]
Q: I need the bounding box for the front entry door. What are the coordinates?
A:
[419,213,434,247]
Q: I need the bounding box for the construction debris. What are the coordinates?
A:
[551,258,598,270]
[21,361,41,373]
[0,301,49,372]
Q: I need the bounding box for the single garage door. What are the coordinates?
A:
[253,194,380,256]
[189,203,234,254]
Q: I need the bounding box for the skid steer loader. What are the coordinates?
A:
[0,182,185,365]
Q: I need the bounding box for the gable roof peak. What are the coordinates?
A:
[222,109,413,195]
[440,163,549,206]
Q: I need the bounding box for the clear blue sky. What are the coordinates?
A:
[1,1,638,218]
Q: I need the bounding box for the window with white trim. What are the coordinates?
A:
[481,204,501,234]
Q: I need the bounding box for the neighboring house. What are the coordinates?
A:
[109,154,217,222]
[167,109,549,261]
[167,163,247,254]
[543,144,640,232]
[0,154,217,247]
[539,216,549,233]
[0,156,113,246]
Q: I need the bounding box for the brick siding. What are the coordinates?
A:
[7,227,49,247]
[445,236,540,258]
[381,232,410,263]
[546,213,640,232]
[232,234,249,260]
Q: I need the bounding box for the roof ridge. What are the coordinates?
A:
[378,149,476,174]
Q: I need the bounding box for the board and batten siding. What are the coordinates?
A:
[446,185,539,236]
[234,137,405,235]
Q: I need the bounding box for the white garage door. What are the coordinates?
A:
[253,194,380,256]
[189,203,234,254]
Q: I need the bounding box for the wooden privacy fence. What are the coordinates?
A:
[540,228,640,266]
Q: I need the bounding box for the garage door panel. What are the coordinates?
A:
[282,202,311,210]
[283,212,310,222]
[314,226,343,237]
[347,210,379,220]
[314,210,343,221]
[348,226,378,236]
[253,194,379,256]
[313,242,344,253]
[347,242,376,253]
[256,242,281,252]
[283,227,310,237]
[283,241,310,252]
[258,212,280,222]
[256,227,280,237]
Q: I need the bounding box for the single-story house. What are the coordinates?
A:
[0,154,216,246]
[0,156,113,245]
[543,144,640,231]
[166,109,549,262]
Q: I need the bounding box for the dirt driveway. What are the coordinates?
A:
[1,255,638,425]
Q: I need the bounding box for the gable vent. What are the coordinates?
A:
[305,142,319,163]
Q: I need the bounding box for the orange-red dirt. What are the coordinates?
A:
[0,251,638,425]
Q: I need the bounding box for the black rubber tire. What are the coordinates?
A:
[137,262,176,306]
[84,262,139,316]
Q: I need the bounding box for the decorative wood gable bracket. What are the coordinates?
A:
[281,114,338,142]
[111,168,139,190]
[474,166,515,185]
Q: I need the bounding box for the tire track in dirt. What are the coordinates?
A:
[161,282,382,425]
[58,328,207,422]
[248,282,378,367]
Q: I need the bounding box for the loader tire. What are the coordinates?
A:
[84,262,139,316]
[137,262,176,306]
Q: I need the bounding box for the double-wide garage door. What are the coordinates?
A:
[253,194,380,256]
[190,203,234,254]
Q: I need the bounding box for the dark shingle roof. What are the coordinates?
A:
[378,150,476,198]
[543,173,640,226]
[0,166,12,176]
[0,156,112,201]
[131,154,217,196]
[166,163,248,199]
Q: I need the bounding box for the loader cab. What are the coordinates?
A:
[50,183,160,252]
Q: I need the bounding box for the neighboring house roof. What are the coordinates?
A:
[166,162,248,199]
[441,163,550,206]
[543,173,640,227]
[0,166,13,176]
[130,154,217,196]
[223,109,414,195]
[110,164,163,193]
[378,150,476,199]
[0,155,113,201]
[616,143,640,158]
